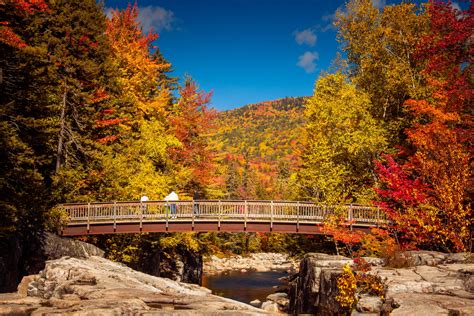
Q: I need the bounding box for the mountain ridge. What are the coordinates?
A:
[211,96,308,199]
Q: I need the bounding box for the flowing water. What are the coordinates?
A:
[202,270,288,304]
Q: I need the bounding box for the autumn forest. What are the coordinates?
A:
[0,0,472,272]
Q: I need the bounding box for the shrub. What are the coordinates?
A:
[358,228,397,258]
[336,264,358,312]
[356,273,386,299]
[353,257,371,272]
[337,264,388,314]
[45,205,70,233]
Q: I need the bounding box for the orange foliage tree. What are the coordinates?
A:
[375,1,472,252]
[169,78,218,195]
[105,3,170,132]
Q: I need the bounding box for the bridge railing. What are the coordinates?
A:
[62,200,388,227]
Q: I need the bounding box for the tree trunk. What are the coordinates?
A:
[55,83,67,173]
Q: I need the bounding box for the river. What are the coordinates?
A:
[202,270,288,304]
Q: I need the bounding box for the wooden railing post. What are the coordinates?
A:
[244,200,248,230]
[87,202,91,232]
[113,201,117,231]
[139,202,143,230]
[192,201,195,231]
[296,201,300,232]
[376,206,380,227]
[270,200,274,231]
[218,200,222,230]
[166,204,169,231]
[349,204,353,231]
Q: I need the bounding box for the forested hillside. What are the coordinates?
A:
[211,97,307,200]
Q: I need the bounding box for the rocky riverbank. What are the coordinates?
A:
[1,232,205,293]
[289,251,474,315]
[0,256,268,315]
[204,252,298,274]
[4,234,472,315]
[0,232,105,293]
[253,292,290,314]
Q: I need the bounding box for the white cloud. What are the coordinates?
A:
[297,51,319,73]
[321,5,347,32]
[105,7,114,19]
[371,0,387,9]
[450,2,461,11]
[322,12,336,23]
[105,6,175,32]
[138,6,175,32]
[294,29,317,46]
[449,2,467,19]
[321,11,337,32]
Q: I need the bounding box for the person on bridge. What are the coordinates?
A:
[165,191,179,218]
[193,190,201,217]
[140,195,149,212]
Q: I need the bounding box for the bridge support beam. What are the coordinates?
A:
[62,221,374,236]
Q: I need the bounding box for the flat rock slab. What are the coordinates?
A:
[371,263,474,315]
[0,256,269,315]
[390,293,474,316]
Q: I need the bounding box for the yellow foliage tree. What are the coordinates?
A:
[335,0,429,144]
[299,73,386,204]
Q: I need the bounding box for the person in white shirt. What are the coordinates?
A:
[140,195,149,212]
[164,191,179,218]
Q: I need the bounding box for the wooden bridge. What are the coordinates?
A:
[62,200,387,236]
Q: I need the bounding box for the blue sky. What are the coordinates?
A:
[103,0,410,110]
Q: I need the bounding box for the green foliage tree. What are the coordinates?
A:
[1,0,113,230]
[299,73,386,204]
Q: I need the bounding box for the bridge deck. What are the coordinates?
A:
[62,200,387,236]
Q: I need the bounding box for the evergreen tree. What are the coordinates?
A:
[152,47,179,94]
[0,0,112,228]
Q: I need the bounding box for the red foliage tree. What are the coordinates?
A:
[106,3,158,51]
[0,0,48,48]
[375,1,472,252]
